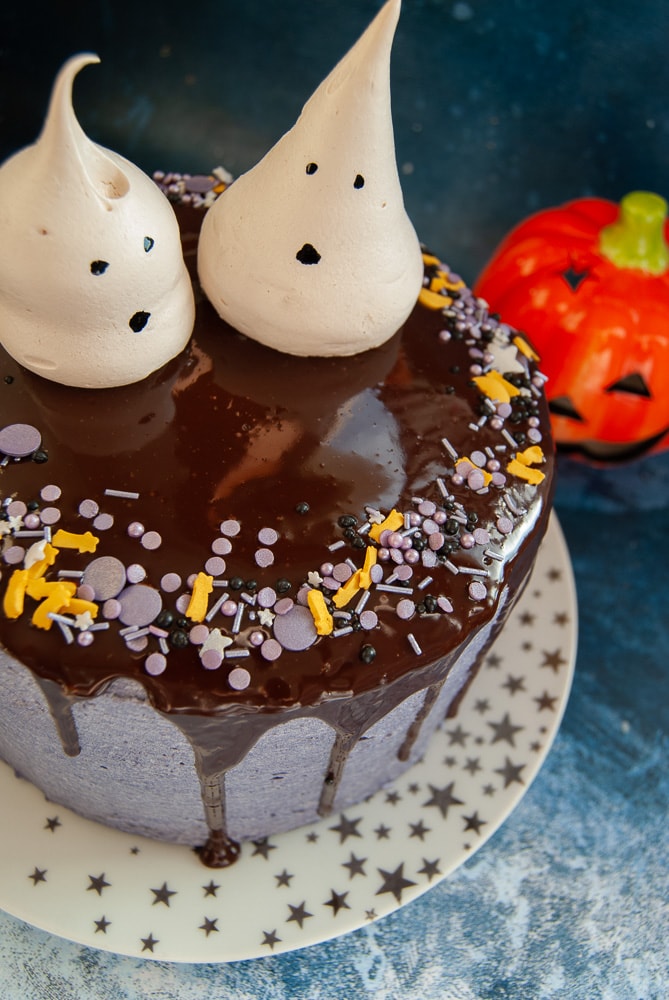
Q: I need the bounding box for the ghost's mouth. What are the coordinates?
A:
[296,243,321,265]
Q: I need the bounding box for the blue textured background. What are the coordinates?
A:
[1,1,668,997]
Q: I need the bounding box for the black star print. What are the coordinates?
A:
[151,882,177,907]
[541,648,566,673]
[488,712,524,747]
[502,674,526,696]
[44,817,61,833]
[423,782,464,819]
[518,611,535,626]
[418,858,442,882]
[130,847,140,855]
[94,916,111,934]
[375,864,417,904]
[408,782,420,794]
[306,831,319,843]
[495,756,526,788]
[409,819,431,841]
[535,691,558,712]
[251,838,277,859]
[474,698,490,714]
[374,823,391,840]
[140,933,158,953]
[446,724,469,746]
[530,741,543,752]
[554,611,569,627]
[486,653,502,669]
[365,909,378,921]
[199,917,219,936]
[287,901,313,928]
[275,869,294,888]
[443,755,457,767]
[482,783,496,796]
[202,880,220,898]
[324,889,351,916]
[87,873,111,896]
[546,567,562,582]
[463,757,482,775]
[342,852,367,878]
[28,867,47,886]
[261,929,282,950]
[329,814,363,843]
[462,811,487,835]
[385,790,401,805]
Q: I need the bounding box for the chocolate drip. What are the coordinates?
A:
[35,677,81,757]
[193,758,240,868]
[318,729,357,817]
[397,680,444,762]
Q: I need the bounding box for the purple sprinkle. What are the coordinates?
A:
[417,500,437,517]
[387,532,404,549]
[76,584,96,602]
[468,580,488,601]
[102,599,122,620]
[221,600,238,617]
[404,548,420,565]
[127,521,145,539]
[40,484,61,503]
[428,531,445,551]
[189,624,209,645]
[471,450,487,468]
[78,499,100,519]
[145,652,167,676]
[257,587,277,609]
[201,648,223,671]
[272,605,317,651]
[320,562,334,577]
[126,635,149,653]
[204,556,226,578]
[6,500,27,518]
[322,576,339,591]
[184,174,217,194]
[221,519,241,538]
[82,556,126,600]
[126,563,146,584]
[160,572,182,593]
[460,532,475,549]
[260,638,282,662]
[496,402,512,419]
[93,513,114,531]
[394,564,413,582]
[332,562,353,583]
[497,516,513,535]
[492,472,507,488]
[117,584,163,627]
[396,598,416,620]
[175,593,191,615]
[422,518,439,535]
[468,470,486,491]
[474,528,491,545]
[228,667,251,690]
[3,545,25,565]
[422,550,438,568]
[77,631,94,647]
[274,597,294,616]
[359,610,378,630]
[528,428,543,443]
[0,423,41,458]
[437,596,454,613]
[141,531,162,551]
[24,513,41,530]
[40,507,61,526]
[255,547,274,568]
[258,527,279,546]
[249,630,265,647]
[212,537,232,556]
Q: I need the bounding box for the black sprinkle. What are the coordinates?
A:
[360,644,377,664]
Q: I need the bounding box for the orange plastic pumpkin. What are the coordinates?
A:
[474,191,669,459]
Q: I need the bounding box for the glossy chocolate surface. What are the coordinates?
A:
[0,205,554,716]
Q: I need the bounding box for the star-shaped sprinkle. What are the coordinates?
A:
[375,864,417,904]
[423,782,464,819]
[140,933,158,953]
[28,867,47,885]
[87,873,111,895]
[74,610,95,631]
[151,882,177,907]
[199,917,219,936]
[329,814,363,843]
[488,712,524,747]
[307,571,323,587]
[44,816,61,833]
[261,929,282,950]
[257,608,275,627]
[342,852,367,879]
[324,889,351,916]
[94,916,111,934]
[287,901,313,928]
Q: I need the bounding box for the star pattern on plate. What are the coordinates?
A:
[1,518,575,963]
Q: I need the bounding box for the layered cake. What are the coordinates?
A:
[0,1,555,866]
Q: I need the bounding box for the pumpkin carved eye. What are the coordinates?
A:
[549,396,584,422]
[561,266,589,291]
[605,373,651,398]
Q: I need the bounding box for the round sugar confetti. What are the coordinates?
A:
[6,500,27,519]
[39,507,61,526]
[189,625,209,645]
[417,500,436,517]
[220,519,241,538]
[141,531,162,551]
[160,572,182,593]
[396,599,415,620]
[255,547,274,568]
[228,667,251,691]
[272,605,317,651]
[468,580,488,601]
[3,546,25,565]
[125,635,149,653]
[127,521,145,539]
[332,563,353,583]
[102,599,121,620]
[257,527,278,546]
[145,653,167,676]
[260,638,282,662]
[184,174,217,194]
[76,584,96,603]
[40,484,61,503]
[471,450,487,468]
[201,648,223,671]
[204,556,226,578]
[257,587,277,609]
[359,610,378,630]
[370,564,384,583]
[394,564,413,581]
[497,516,513,535]
[126,564,146,584]
[78,499,99,519]
[437,596,454,613]
[93,513,114,531]
[82,556,126,600]
[0,423,41,458]
[212,537,232,556]
[273,597,294,616]
[474,528,491,545]
[118,584,163,628]
[468,470,486,491]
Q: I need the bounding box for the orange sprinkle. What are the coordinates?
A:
[186,572,214,623]
[307,589,333,635]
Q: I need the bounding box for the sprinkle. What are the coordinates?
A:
[93,513,114,532]
[0,423,41,458]
[40,484,61,503]
[359,610,378,630]
[307,589,334,635]
[82,556,126,601]
[445,560,459,575]
[407,633,422,655]
[141,531,162,551]
[396,599,416,620]
[468,580,488,601]
[220,519,241,537]
[502,428,519,449]
[484,548,504,561]
[145,653,167,676]
[458,566,489,577]
[105,489,140,500]
[258,527,279,546]
[254,547,275,568]
[257,587,277,609]
[355,590,371,614]
[39,507,61,526]
[376,583,414,595]
[260,638,282,662]
[117,584,163,628]
[126,563,146,584]
[327,539,346,552]
[437,596,453,613]
[333,626,354,638]
[417,576,433,589]
[441,437,459,461]
[160,572,182,593]
[228,666,252,690]
[212,537,232,556]
[205,591,230,622]
[78,499,99,519]
[201,648,223,670]
[231,602,245,634]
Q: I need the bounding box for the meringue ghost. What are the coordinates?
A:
[0,54,194,388]
[198,0,424,357]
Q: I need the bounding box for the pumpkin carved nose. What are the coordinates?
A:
[296,243,321,265]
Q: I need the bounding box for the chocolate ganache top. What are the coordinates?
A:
[0,202,554,714]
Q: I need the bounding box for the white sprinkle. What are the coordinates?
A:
[104,488,140,500]
[376,583,414,595]
[241,591,257,605]
[206,592,230,622]
[345,558,358,572]
[56,621,74,644]
[355,591,371,614]
[48,612,76,626]
[88,622,110,632]
[441,437,458,460]
[358,522,371,536]
[477,415,488,427]
[57,570,84,579]
[159,637,170,655]
[445,560,459,575]
[13,531,45,538]
[333,626,354,638]
[232,603,245,634]
[436,478,450,498]
[484,548,504,561]
[225,648,251,659]
[502,428,519,449]
[407,633,422,655]
[404,512,413,530]
[458,566,489,577]
[468,422,480,432]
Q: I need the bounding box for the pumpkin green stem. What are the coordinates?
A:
[599,190,669,275]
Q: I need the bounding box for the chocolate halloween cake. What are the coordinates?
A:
[0,2,555,867]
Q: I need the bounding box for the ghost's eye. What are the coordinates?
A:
[144,236,155,253]
[354,174,365,189]
[90,260,109,276]
[306,162,319,175]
